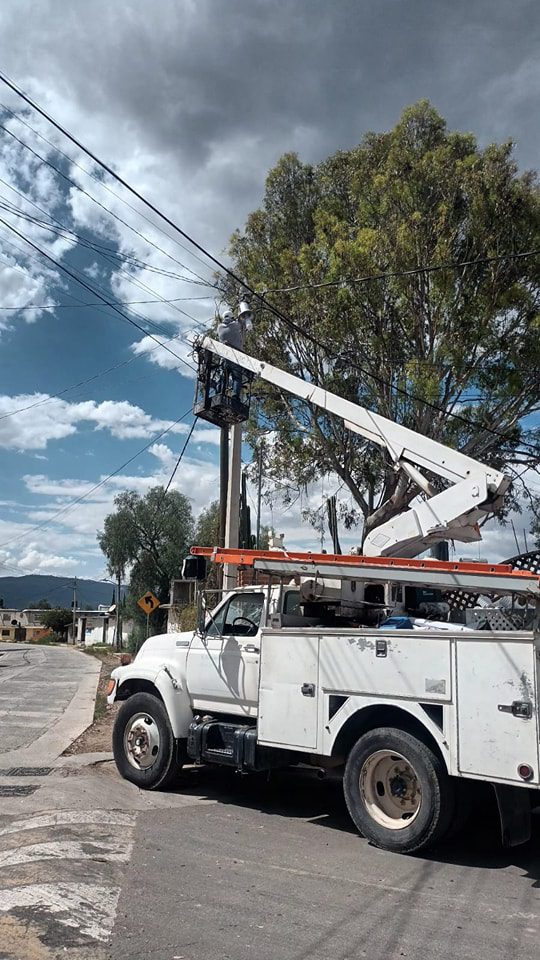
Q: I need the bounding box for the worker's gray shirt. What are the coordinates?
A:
[217,320,243,350]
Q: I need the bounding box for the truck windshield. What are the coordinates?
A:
[207,592,265,637]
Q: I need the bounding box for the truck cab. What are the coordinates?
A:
[108,581,304,745]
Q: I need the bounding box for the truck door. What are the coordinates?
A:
[187,592,265,716]
[457,638,539,783]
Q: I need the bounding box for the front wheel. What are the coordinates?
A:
[343,727,455,854]
[112,692,182,790]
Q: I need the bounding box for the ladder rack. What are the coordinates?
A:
[190,546,540,598]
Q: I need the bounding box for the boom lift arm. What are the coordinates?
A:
[198,337,511,558]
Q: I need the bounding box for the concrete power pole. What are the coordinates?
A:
[223,423,242,589]
[218,300,252,591]
[256,441,264,549]
[116,570,123,651]
[71,577,77,644]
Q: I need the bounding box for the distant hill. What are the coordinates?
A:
[0,575,124,611]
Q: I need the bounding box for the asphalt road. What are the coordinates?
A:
[109,765,540,960]
[0,642,99,765]
[0,651,539,960]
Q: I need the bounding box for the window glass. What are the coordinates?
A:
[207,593,264,637]
[283,590,301,615]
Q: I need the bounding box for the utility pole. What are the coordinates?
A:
[256,441,264,549]
[71,577,77,644]
[116,570,123,651]
[219,426,229,549]
[218,425,229,591]
[218,299,252,591]
[224,423,242,589]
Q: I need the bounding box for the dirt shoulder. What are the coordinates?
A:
[63,647,120,755]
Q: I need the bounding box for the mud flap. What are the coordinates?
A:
[493,784,531,847]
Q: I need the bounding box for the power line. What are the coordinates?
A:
[265,249,540,293]
[2,74,537,458]
[161,420,197,497]
[0,203,208,356]
[0,328,189,422]
[0,179,207,283]
[0,410,193,550]
[0,101,221,289]
[0,213,198,374]
[0,186,211,332]
[0,76,251,298]
[0,295,211,310]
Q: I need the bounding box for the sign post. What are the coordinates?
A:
[137,591,160,640]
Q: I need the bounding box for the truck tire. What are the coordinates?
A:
[343,726,455,854]
[113,692,182,790]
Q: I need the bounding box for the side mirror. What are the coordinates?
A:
[182,555,207,581]
[196,591,207,637]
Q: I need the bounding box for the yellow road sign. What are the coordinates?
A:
[137,591,160,615]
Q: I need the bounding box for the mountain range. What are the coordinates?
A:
[0,575,123,611]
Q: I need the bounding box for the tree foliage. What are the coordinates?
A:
[98,487,194,631]
[41,608,72,636]
[194,499,271,549]
[225,101,540,541]
[194,500,220,547]
[28,599,51,610]
[531,503,540,548]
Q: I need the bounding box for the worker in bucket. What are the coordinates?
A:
[217,305,248,398]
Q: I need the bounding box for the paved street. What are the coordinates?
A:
[0,644,100,766]
[1,644,539,960]
[0,758,538,960]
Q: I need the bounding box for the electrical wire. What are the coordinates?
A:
[0,186,211,332]
[0,228,206,420]
[0,214,198,374]
[0,409,193,550]
[0,295,211,310]
[0,327,189,422]
[0,180,204,282]
[161,420,197,497]
[1,74,538,458]
[0,200,208,358]
[264,249,540,293]
[0,102,221,288]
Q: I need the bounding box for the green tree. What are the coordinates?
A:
[28,599,51,610]
[41,608,72,638]
[98,487,194,635]
[194,500,271,550]
[194,500,220,547]
[224,101,540,543]
[531,503,540,549]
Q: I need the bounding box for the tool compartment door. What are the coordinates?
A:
[456,637,539,782]
[258,631,319,751]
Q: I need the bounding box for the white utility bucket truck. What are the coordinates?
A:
[109,337,539,854]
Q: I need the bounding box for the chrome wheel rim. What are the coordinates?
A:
[360,750,421,830]
[124,712,161,770]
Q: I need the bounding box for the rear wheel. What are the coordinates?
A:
[343,726,455,854]
[112,692,182,790]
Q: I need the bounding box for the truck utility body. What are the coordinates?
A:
[110,552,540,854]
[110,334,538,854]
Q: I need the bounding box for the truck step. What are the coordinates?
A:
[203,745,236,766]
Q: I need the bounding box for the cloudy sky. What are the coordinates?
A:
[0,0,538,580]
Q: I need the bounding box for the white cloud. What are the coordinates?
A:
[0,394,191,449]
[0,253,58,328]
[84,261,100,279]
[130,335,198,376]
[192,426,221,446]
